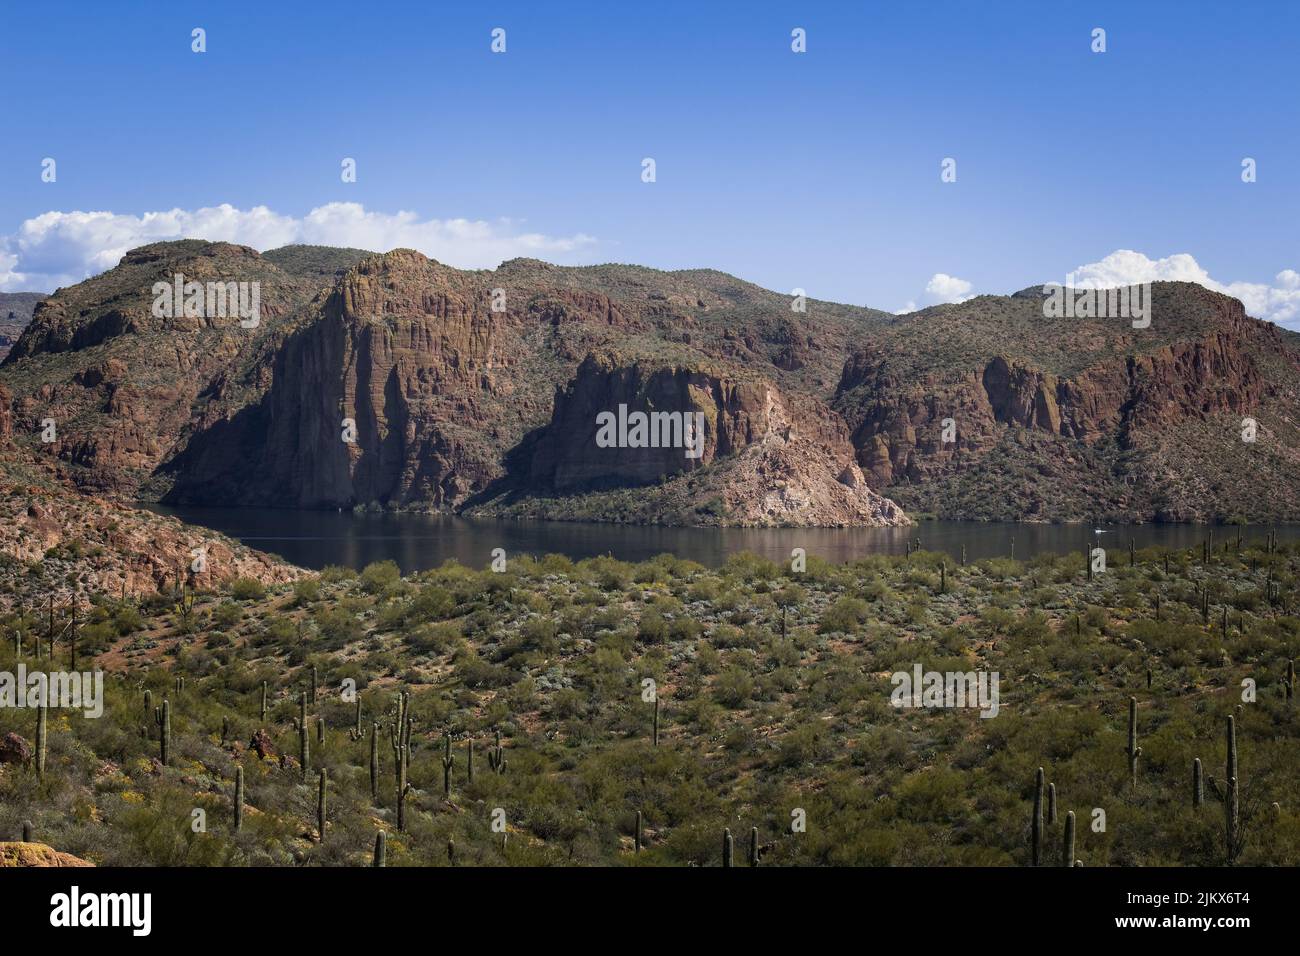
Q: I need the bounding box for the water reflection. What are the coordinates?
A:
[147,505,1297,574]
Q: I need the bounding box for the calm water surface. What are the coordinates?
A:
[147,505,1300,574]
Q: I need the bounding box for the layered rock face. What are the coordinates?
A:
[1,242,333,494]
[527,354,772,489]
[841,328,1267,487]
[165,250,558,509]
[511,352,905,526]
[834,285,1299,521]
[154,249,908,525]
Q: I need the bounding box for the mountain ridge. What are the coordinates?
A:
[2,241,1297,525]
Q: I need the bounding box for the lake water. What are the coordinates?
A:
[147,505,1298,574]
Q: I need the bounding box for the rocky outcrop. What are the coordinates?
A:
[483,352,908,527]
[0,732,32,765]
[0,843,94,867]
[163,250,547,509]
[0,383,12,443]
[0,481,301,609]
[839,323,1270,489]
[831,285,1300,521]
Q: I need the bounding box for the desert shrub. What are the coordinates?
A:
[229,578,266,601]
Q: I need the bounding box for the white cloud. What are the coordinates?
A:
[925,273,973,302]
[896,273,975,312]
[0,202,598,291]
[1067,249,1300,328]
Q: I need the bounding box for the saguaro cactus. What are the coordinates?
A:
[1207,715,1242,863]
[36,696,48,778]
[309,666,317,705]
[373,831,386,867]
[1063,810,1076,867]
[749,826,759,867]
[1193,758,1203,808]
[300,707,310,780]
[234,766,244,832]
[488,730,506,775]
[155,698,171,766]
[1125,697,1142,789]
[390,693,411,830]
[317,769,327,842]
[260,681,267,722]
[441,733,454,797]
[1031,767,1044,866]
[1225,715,1239,862]
[316,716,325,746]
[370,722,380,805]
[722,828,733,868]
[939,562,947,594]
[1047,782,1057,825]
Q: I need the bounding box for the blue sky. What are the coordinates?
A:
[2,0,1298,320]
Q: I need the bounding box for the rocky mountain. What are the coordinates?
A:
[835,283,1300,522]
[2,241,1298,526]
[0,292,46,361]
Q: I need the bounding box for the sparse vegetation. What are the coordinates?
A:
[2,539,1298,866]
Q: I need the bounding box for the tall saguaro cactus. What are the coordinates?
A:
[298,691,309,780]
[1063,810,1076,867]
[1031,767,1044,866]
[1225,715,1239,863]
[233,766,244,832]
[370,721,380,805]
[1126,697,1142,790]
[317,769,327,843]
[1208,714,1242,864]
[390,692,411,831]
[441,732,454,797]
[373,831,386,867]
[722,828,733,868]
[36,695,48,778]
[155,698,171,766]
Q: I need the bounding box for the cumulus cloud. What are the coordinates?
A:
[0,202,598,291]
[895,272,976,313]
[1066,249,1300,328]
